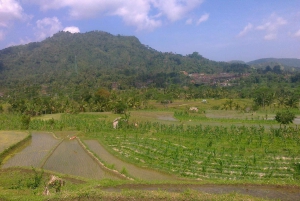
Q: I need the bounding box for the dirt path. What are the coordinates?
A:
[101,184,300,201]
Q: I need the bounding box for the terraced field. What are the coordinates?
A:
[85,140,176,181]
[2,132,60,168]
[99,124,300,182]
[1,111,300,201]
[0,131,28,153]
[1,132,124,180]
[43,139,120,180]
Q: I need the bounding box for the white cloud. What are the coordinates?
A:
[35,17,63,40]
[237,23,253,37]
[186,18,193,25]
[24,0,203,31]
[113,1,161,31]
[256,17,287,31]
[0,0,24,27]
[294,29,300,37]
[153,0,204,22]
[256,13,287,40]
[264,33,276,40]
[63,26,80,33]
[196,13,209,25]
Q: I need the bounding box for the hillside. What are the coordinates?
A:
[247,58,300,70]
[0,31,250,92]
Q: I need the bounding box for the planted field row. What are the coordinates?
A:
[84,140,176,181]
[100,124,300,181]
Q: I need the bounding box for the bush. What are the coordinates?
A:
[275,110,295,127]
[21,115,31,130]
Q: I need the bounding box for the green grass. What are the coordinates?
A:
[0,168,273,201]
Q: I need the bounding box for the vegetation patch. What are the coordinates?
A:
[97,123,300,183]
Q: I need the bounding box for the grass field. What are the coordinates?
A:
[0,167,299,201]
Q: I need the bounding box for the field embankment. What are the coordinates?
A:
[0,131,31,166]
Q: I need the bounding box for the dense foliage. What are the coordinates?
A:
[0,31,299,116]
[0,31,251,92]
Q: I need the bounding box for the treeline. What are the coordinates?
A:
[1,74,299,116]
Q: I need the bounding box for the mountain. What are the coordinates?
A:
[227,60,246,64]
[0,31,250,92]
[247,58,300,70]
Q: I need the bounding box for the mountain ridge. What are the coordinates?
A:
[247,58,300,69]
[0,30,250,91]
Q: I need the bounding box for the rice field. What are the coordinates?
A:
[2,132,122,180]
[0,131,28,153]
[43,139,120,180]
[85,140,176,181]
[99,123,300,182]
[1,132,60,168]
[2,111,300,183]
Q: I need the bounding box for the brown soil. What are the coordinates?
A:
[101,183,300,201]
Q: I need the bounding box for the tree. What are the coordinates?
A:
[253,87,274,108]
[275,110,295,128]
[113,101,127,114]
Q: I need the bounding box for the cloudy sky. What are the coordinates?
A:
[0,0,300,62]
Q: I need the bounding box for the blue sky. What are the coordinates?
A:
[0,0,299,62]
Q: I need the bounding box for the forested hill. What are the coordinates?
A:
[0,30,250,91]
[247,58,300,69]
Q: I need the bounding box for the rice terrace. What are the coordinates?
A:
[1,98,300,201]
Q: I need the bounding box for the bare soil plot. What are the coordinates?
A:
[1,132,60,168]
[43,139,120,180]
[0,131,28,153]
[85,140,177,181]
